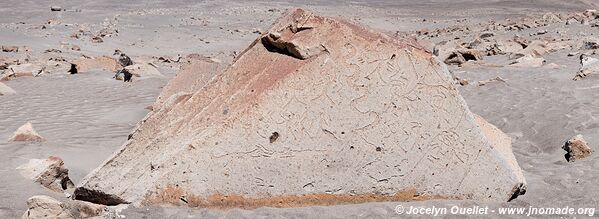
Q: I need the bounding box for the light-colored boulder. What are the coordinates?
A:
[509,55,546,67]
[433,41,483,65]
[74,8,526,208]
[509,40,547,59]
[0,81,16,95]
[9,122,45,142]
[496,41,524,54]
[562,135,594,162]
[71,56,119,73]
[22,196,73,219]
[123,63,163,79]
[7,63,45,78]
[16,156,74,192]
[22,195,107,219]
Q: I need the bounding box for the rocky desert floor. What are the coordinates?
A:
[1,0,599,218]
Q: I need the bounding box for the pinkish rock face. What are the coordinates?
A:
[74,8,526,208]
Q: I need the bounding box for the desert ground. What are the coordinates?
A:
[1,0,599,218]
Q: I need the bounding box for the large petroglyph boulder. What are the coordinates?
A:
[74,8,526,208]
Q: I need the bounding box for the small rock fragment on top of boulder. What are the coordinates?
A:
[17,156,75,192]
[50,6,62,11]
[562,134,594,162]
[9,122,45,142]
[0,81,16,95]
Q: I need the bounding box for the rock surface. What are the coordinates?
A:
[16,156,75,192]
[562,135,594,162]
[74,8,526,208]
[9,122,45,142]
[153,55,221,109]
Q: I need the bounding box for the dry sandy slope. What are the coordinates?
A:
[0,0,598,218]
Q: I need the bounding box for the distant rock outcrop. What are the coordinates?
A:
[74,8,526,208]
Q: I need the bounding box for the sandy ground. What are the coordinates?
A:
[1,0,599,218]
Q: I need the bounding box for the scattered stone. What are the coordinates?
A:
[71,56,119,73]
[22,196,72,219]
[581,37,599,50]
[0,81,16,95]
[7,63,45,78]
[122,63,163,79]
[9,122,45,142]
[509,40,547,59]
[544,63,561,69]
[16,156,74,192]
[70,45,81,51]
[562,135,594,162]
[478,76,506,86]
[50,6,63,12]
[1,45,19,52]
[479,31,495,38]
[91,36,103,43]
[68,63,78,74]
[497,41,524,54]
[22,195,107,219]
[509,55,546,67]
[574,54,599,80]
[0,56,18,70]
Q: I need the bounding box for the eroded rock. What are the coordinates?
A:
[562,135,594,162]
[9,122,45,142]
[16,156,74,192]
